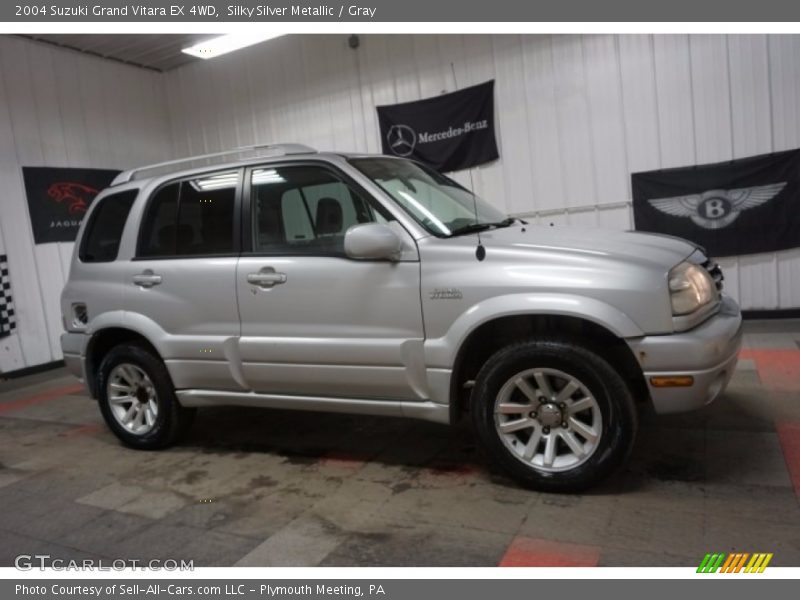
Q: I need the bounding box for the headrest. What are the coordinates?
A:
[315,197,343,235]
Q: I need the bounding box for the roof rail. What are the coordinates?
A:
[112,143,317,185]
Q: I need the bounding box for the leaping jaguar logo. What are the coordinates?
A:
[648,183,786,229]
[386,124,417,157]
[47,182,100,216]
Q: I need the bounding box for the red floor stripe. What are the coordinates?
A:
[739,349,800,392]
[417,462,482,486]
[319,451,368,470]
[60,423,103,437]
[776,421,800,501]
[429,463,481,476]
[0,383,85,414]
[499,536,601,567]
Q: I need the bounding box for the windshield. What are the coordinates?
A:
[349,157,509,237]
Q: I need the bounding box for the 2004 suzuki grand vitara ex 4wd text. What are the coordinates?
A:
[61,144,742,491]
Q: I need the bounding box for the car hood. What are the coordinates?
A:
[475,224,697,270]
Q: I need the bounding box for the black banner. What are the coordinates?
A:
[22,167,120,244]
[377,80,498,172]
[0,579,796,600]
[6,0,800,22]
[632,149,800,257]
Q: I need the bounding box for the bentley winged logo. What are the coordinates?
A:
[648,182,786,230]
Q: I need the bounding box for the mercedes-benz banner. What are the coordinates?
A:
[377,80,499,172]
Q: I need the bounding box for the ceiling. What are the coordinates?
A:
[20,34,213,72]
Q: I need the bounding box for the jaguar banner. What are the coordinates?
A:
[22,166,121,244]
[632,149,800,257]
[377,80,499,172]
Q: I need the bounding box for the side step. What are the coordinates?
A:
[176,389,450,424]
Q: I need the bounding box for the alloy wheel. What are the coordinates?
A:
[106,363,159,435]
[493,367,603,472]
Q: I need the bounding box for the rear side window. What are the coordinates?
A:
[138,171,237,257]
[79,190,137,263]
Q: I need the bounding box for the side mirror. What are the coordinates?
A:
[344,223,403,261]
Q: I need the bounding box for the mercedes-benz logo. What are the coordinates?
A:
[386,124,417,157]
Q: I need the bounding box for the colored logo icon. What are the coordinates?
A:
[697,552,773,573]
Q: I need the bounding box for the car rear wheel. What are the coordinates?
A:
[97,343,195,449]
[470,338,637,492]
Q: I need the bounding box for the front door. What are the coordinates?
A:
[236,163,426,401]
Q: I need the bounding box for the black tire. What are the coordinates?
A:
[96,343,195,449]
[470,337,637,492]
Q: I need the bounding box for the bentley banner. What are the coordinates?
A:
[377,80,499,172]
[22,166,121,244]
[632,149,800,257]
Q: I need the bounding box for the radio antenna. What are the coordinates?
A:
[451,62,485,261]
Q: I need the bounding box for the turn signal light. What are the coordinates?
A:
[650,376,694,388]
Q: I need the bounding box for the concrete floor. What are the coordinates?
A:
[0,320,799,567]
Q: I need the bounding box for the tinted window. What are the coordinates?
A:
[251,166,388,255]
[79,190,136,262]
[138,184,178,257]
[138,171,237,257]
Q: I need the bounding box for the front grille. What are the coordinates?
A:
[703,259,724,291]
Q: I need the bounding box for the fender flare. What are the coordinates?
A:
[85,311,170,357]
[426,292,644,369]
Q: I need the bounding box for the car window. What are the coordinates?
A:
[138,171,237,257]
[351,157,506,237]
[251,165,388,256]
[79,190,137,263]
[138,183,178,257]
[280,189,315,243]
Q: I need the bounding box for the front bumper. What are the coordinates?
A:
[627,295,743,414]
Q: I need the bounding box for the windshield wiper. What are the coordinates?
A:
[448,217,517,237]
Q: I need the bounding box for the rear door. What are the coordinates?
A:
[235,162,426,400]
[120,169,243,391]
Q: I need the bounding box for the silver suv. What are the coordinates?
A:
[61,144,742,491]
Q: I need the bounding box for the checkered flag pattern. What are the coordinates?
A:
[0,254,16,338]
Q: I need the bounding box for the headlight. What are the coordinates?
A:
[668,261,716,315]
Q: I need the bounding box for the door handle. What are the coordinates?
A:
[132,270,162,288]
[247,267,287,288]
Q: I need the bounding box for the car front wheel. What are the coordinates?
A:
[470,338,638,492]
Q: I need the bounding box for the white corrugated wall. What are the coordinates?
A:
[164,33,800,312]
[3,33,800,373]
[0,36,171,373]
